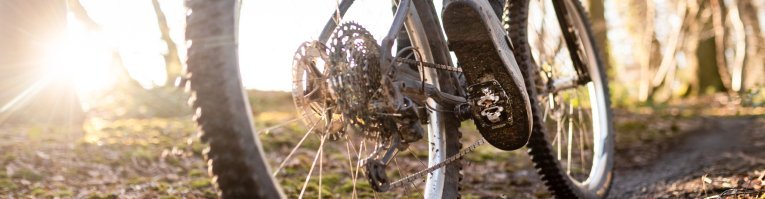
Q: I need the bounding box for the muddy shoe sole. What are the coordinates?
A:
[443,0,532,151]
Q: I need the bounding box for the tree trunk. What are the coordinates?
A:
[737,0,764,92]
[683,0,724,96]
[588,0,610,76]
[710,0,732,92]
[696,37,725,95]
[726,0,746,92]
[615,0,653,101]
[678,0,701,97]
[649,1,685,102]
[0,0,84,125]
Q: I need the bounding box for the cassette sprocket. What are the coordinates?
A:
[327,22,389,139]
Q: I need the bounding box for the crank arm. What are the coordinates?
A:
[394,78,466,107]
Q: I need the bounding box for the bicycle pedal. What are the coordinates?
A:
[443,0,532,150]
[463,80,528,150]
[467,80,512,129]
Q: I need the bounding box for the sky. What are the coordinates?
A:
[240,0,420,91]
[78,0,185,89]
[70,0,635,93]
[69,0,657,93]
[75,0,427,92]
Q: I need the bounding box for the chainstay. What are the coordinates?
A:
[383,138,485,191]
[394,57,463,73]
[382,57,467,191]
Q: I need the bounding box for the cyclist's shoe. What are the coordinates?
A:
[443,0,532,151]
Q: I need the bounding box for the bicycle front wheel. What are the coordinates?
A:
[505,0,615,198]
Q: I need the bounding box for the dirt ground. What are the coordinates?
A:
[0,96,764,198]
[610,114,765,198]
[459,107,765,199]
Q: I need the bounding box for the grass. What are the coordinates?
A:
[0,117,215,197]
[12,168,43,182]
[189,179,211,189]
[0,179,16,191]
[245,91,552,198]
[11,89,743,197]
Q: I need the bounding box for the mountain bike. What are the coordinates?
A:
[184,0,613,198]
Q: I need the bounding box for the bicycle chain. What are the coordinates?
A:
[374,57,471,191]
[382,138,485,191]
[394,57,463,73]
[291,20,480,193]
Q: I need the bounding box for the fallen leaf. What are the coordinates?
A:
[703,175,713,184]
[35,151,49,160]
[165,174,179,181]
[5,165,15,177]
[87,171,100,177]
[722,180,733,188]
[51,175,65,181]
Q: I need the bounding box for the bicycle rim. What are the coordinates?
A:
[505,0,614,198]
[186,0,462,198]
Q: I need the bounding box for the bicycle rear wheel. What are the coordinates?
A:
[505,0,615,198]
[185,0,281,198]
[185,0,463,198]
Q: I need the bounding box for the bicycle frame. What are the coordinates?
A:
[311,0,463,197]
[551,0,592,87]
[186,0,612,197]
[307,0,592,197]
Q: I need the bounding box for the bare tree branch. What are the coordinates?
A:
[152,0,182,87]
[66,0,99,31]
[637,0,656,101]
[66,0,143,90]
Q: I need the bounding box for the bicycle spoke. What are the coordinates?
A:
[273,114,324,176]
[519,0,614,194]
[293,76,328,84]
[258,109,319,135]
[406,148,428,168]
[581,87,594,149]
[352,139,366,199]
[567,101,573,175]
[542,94,551,123]
[299,134,327,198]
[556,115,563,160]
[344,139,356,198]
[257,117,302,135]
[393,157,411,193]
[576,89,586,174]
[319,137,324,199]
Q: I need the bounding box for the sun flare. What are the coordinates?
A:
[43,14,114,101]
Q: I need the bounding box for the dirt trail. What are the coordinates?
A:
[610,116,764,198]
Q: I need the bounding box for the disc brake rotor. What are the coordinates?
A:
[291,41,345,140]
